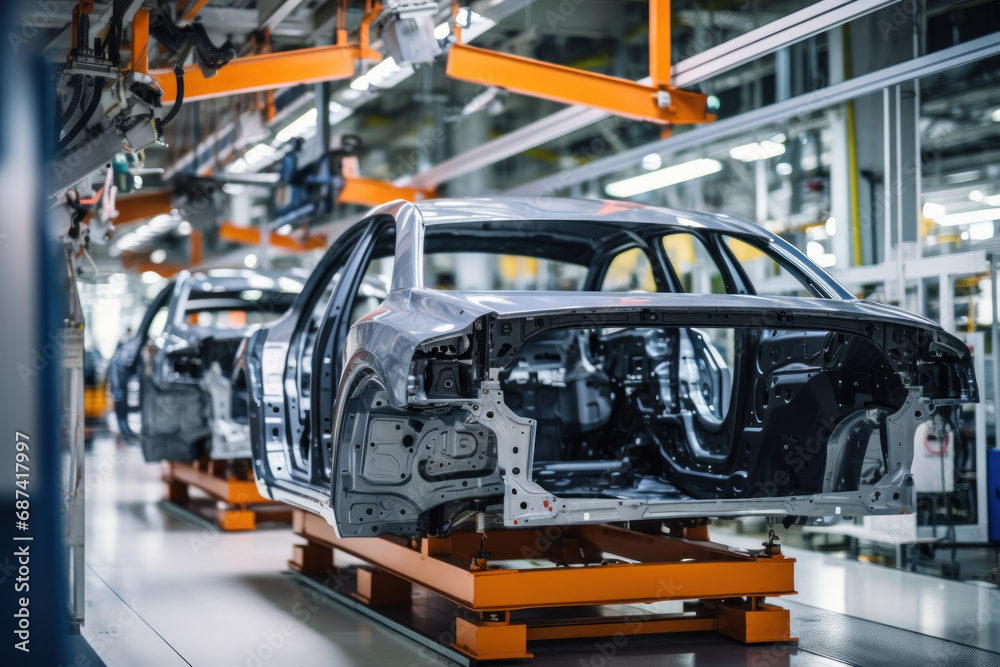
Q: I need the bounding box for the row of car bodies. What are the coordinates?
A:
[115,197,978,540]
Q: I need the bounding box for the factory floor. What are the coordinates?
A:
[81,432,1000,666]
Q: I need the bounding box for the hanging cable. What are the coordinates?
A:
[161,65,184,127]
[55,77,106,154]
[56,75,83,137]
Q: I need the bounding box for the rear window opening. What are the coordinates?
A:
[497,325,907,502]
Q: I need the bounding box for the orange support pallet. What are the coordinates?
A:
[162,460,291,531]
[287,509,797,661]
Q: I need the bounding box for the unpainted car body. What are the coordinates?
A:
[110,268,305,461]
[244,197,978,539]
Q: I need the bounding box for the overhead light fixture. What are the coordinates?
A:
[177,221,192,236]
[922,202,946,219]
[244,143,279,166]
[825,216,837,236]
[141,271,162,284]
[604,158,722,198]
[273,107,318,145]
[350,57,405,95]
[728,139,786,162]
[150,249,166,264]
[432,8,495,44]
[991,108,1000,122]
[276,224,293,235]
[227,143,281,174]
[244,253,259,268]
[969,190,984,202]
[641,153,662,170]
[934,207,1000,226]
[969,222,994,240]
[946,170,980,184]
[461,87,500,117]
[775,162,793,176]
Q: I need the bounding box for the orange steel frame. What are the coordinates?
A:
[163,460,289,530]
[218,222,327,251]
[446,0,714,127]
[338,177,436,207]
[127,4,382,104]
[289,509,797,661]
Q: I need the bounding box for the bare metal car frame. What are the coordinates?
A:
[111,269,304,462]
[244,197,977,538]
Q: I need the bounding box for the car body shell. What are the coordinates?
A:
[244,197,978,538]
[110,268,305,461]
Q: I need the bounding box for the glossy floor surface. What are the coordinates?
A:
[81,434,1000,666]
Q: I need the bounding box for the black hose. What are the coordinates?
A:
[160,66,184,127]
[55,77,106,154]
[56,75,83,140]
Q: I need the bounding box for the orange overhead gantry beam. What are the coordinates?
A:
[137,4,382,104]
[218,222,327,252]
[446,0,714,127]
[338,177,436,207]
[82,189,174,227]
[151,45,370,104]
[115,190,174,224]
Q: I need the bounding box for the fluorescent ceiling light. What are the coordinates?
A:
[641,153,662,170]
[150,249,166,264]
[991,108,1000,122]
[934,207,1000,226]
[969,190,984,202]
[969,222,994,240]
[728,139,785,162]
[605,158,722,198]
[366,57,401,85]
[245,144,279,165]
[433,9,495,42]
[228,143,281,174]
[244,253,258,268]
[273,107,318,144]
[141,271,161,284]
[350,57,405,94]
[921,202,945,219]
[461,87,499,116]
